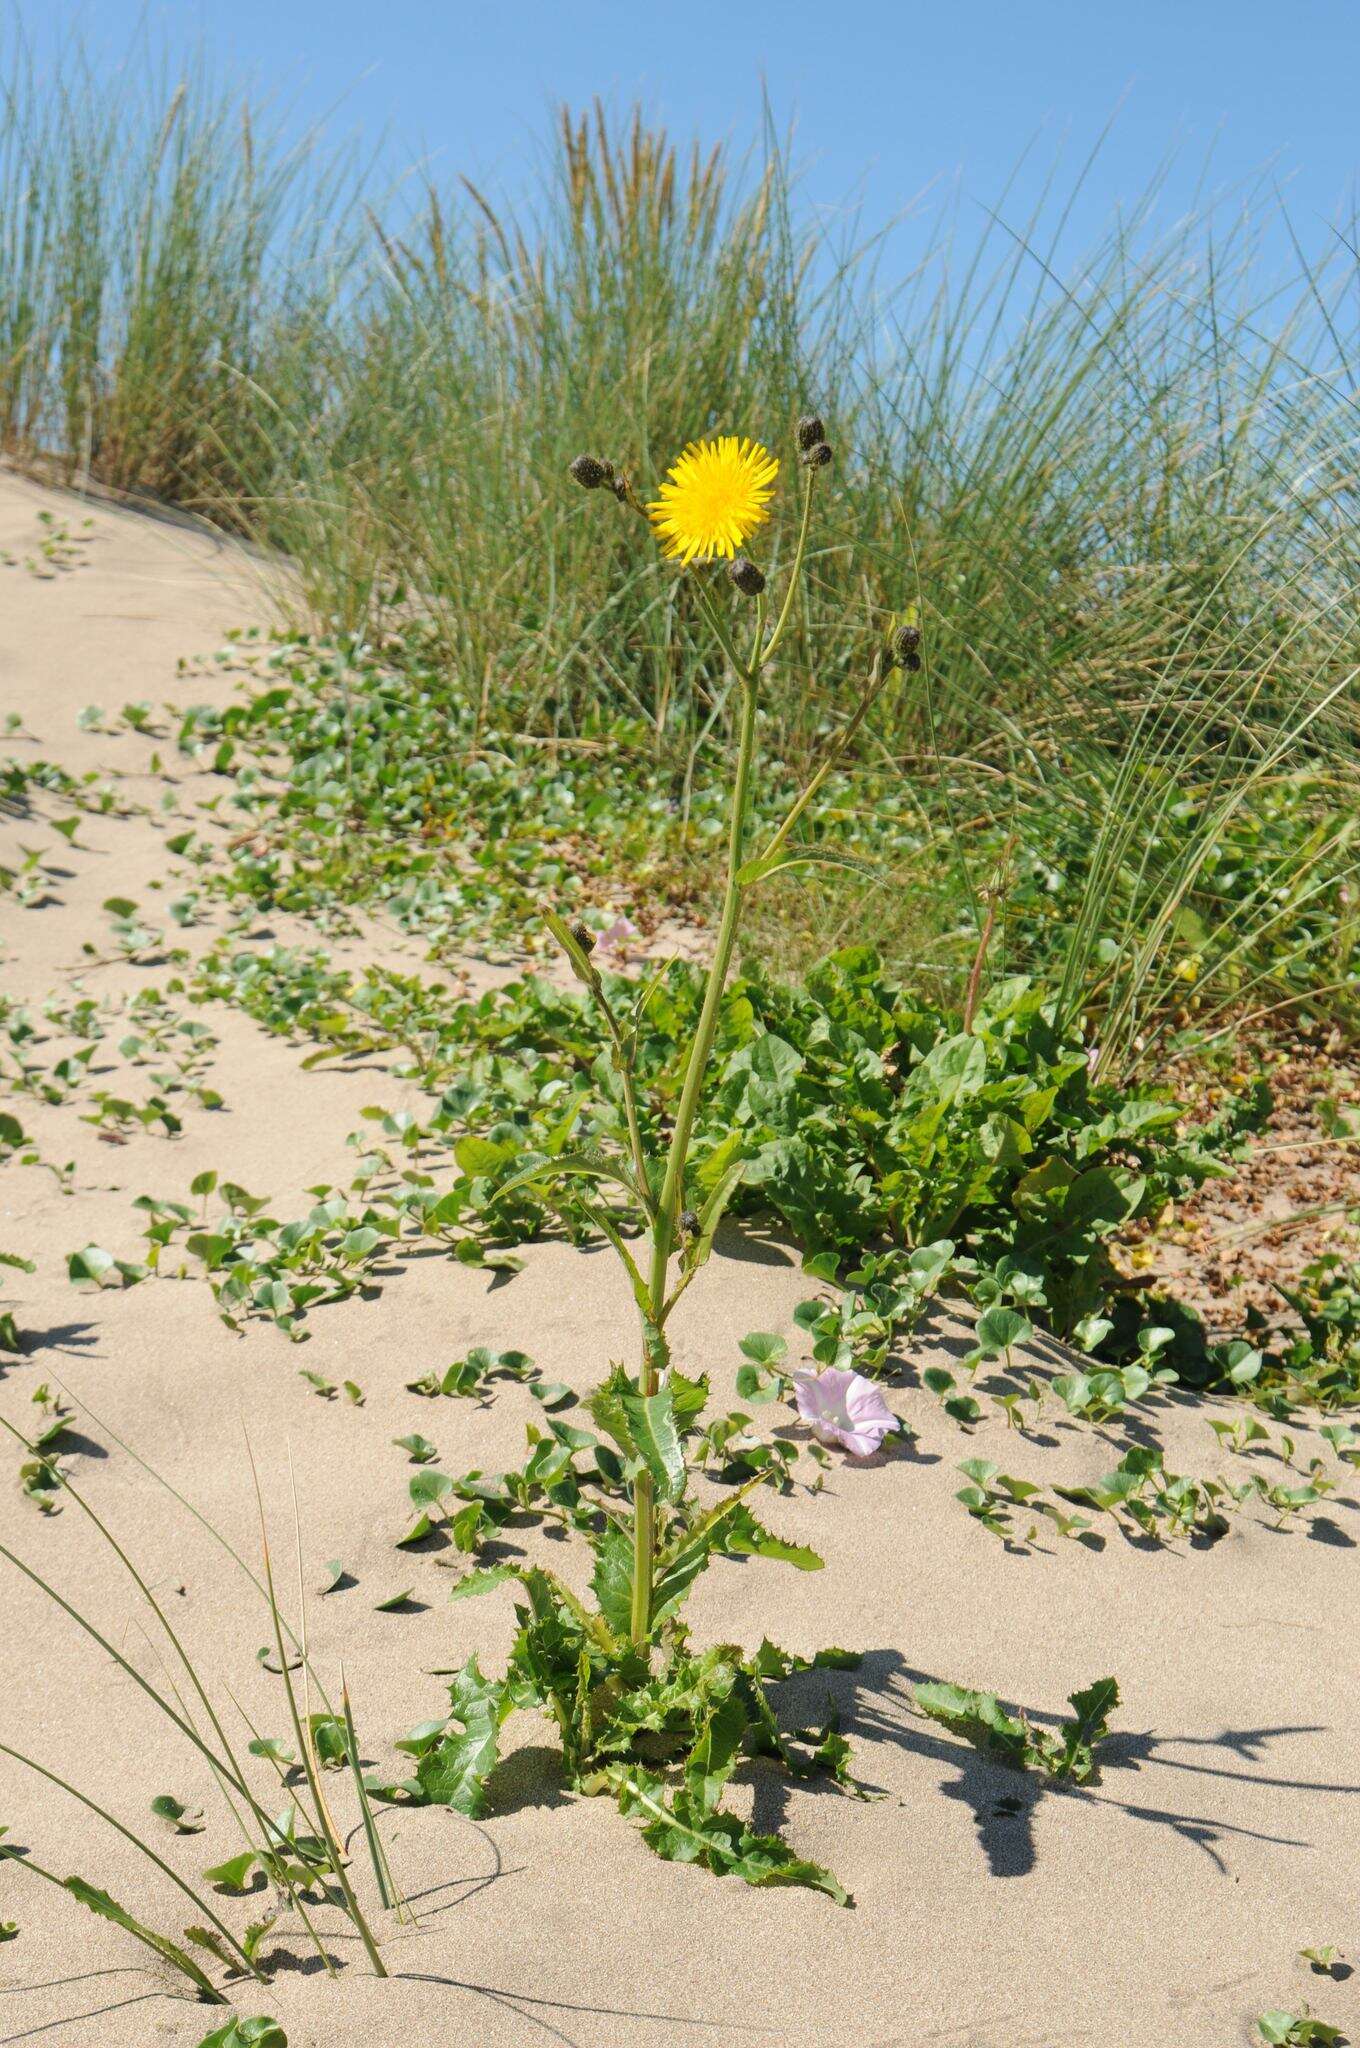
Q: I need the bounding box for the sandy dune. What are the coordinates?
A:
[0,468,1357,2048]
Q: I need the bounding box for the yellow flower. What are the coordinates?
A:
[647,436,778,564]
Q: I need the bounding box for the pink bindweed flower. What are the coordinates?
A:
[596,915,640,960]
[793,1367,898,1458]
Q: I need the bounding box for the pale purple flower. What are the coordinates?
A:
[793,1368,898,1458]
[597,915,640,960]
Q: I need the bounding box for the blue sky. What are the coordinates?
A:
[18,1,1360,278]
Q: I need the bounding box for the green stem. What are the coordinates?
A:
[755,650,889,867]
[592,982,654,1213]
[630,668,761,1646]
[759,469,815,668]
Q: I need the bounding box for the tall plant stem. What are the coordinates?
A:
[630,663,761,1645]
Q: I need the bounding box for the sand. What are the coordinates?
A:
[1,466,1357,2048]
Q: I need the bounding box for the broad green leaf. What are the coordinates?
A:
[203,1850,259,1892]
[621,1387,686,1502]
[195,2017,288,2048]
[415,1655,509,1815]
[453,1134,517,1177]
[589,1525,633,1640]
[973,1306,1032,1356]
[149,1793,204,1834]
[394,1434,439,1463]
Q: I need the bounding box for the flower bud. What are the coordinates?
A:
[796,413,826,451]
[568,454,615,491]
[891,622,922,671]
[801,440,833,469]
[727,555,766,597]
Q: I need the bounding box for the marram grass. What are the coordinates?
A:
[2,30,1358,1056]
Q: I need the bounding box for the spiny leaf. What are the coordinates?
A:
[612,1767,851,1906]
[621,1387,686,1503]
[415,1655,510,1816]
[589,1525,634,1641]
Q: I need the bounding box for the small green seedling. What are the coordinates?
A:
[923,1367,982,1428]
[407,1347,537,1399]
[1256,2008,1345,2046]
[196,2016,288,2048]
[149,1794,205,1835]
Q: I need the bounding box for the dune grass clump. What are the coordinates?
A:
[0,24,354,512]
[4,29,1360,1059]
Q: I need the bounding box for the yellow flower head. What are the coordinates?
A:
[647,435,779,565]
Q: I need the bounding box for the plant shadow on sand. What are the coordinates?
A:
[752,1650,1358,1881]
[0,1987,168,2048]
[1,1660,1355,2048]
[2,1322,100,1361]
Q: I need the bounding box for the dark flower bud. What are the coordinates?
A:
[569,919,597,953]
[801,440,833,469]
[796,414,826,450]
[891,622,922,671]
[568,454,614,491]
[727,555,766,597]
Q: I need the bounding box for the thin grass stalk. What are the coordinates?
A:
[340,1673,407,1919]
[0,1843,228,2001]
[0,1740,257,1982]
[0,1415,289,1855]
[247,1444,388,1977]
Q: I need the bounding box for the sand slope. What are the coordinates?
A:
[0,469,1357,2048]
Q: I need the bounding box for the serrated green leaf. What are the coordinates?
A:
[589,1524,634,1639]
[621,1387,686,1502]
[415,1655,510,1815]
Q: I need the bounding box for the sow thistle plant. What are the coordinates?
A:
[403,419,920,1902]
